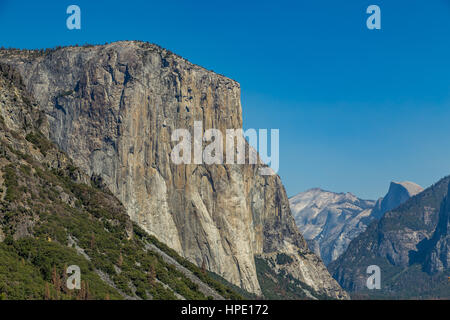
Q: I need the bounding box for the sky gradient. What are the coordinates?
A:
[0,0,449,199]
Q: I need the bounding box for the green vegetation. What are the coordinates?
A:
[255,257,330,300]
[206,271,257,300]
[276,253,293,265]
[328,176,450,299]
[0,135,245,300]
[25,131,53,156]
[346,260,450,300]
[0,238,119,300]
[0,64,246,301]
[137,231,245,300]
[57,90,74,98]
[3,164,19,202]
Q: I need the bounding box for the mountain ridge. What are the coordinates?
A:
[328,175,450,298]
[290,181,423,265]
[0,41,348,299]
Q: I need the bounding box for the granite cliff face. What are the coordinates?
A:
[423,182,449,274]
[371,181,424,220]
[0,42,347,299]
[0,65,246,300]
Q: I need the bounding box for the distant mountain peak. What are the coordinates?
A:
[390,181,424,197]
[329,176,450,299]
[371,181,424,219]
[290,180,423,265]
[289,188,376,265]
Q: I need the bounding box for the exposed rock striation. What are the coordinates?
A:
[290,189,375,265]
[371,181,424,219]
[0,42,347,299]
[423,182,450,274]
[0,65,247,300]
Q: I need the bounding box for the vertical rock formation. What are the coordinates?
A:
[0,65,246,300]
[0,42,347,299]
[371,181,424,219]
[423,182,449,274]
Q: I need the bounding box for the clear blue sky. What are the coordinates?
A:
[0,0,449,199]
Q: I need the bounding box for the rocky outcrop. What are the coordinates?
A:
[0,42,347,299]
[290,189,375,265]
[371,181,423,219]
[328,176,450,298]
[0,66,245,300]
[423,182,449,274]
[290,182,423,265]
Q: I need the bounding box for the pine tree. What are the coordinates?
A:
[44,282,51,300]
[148,263,156,285]
[51,265,61,299]
[51,266,58,288]
[90,233,95,249]
[77,281,86,300]
[118,252,123,267]
[85,281,90,300]
[62,263,68,294]
[201,259,207,275]
[76,280,91,300]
